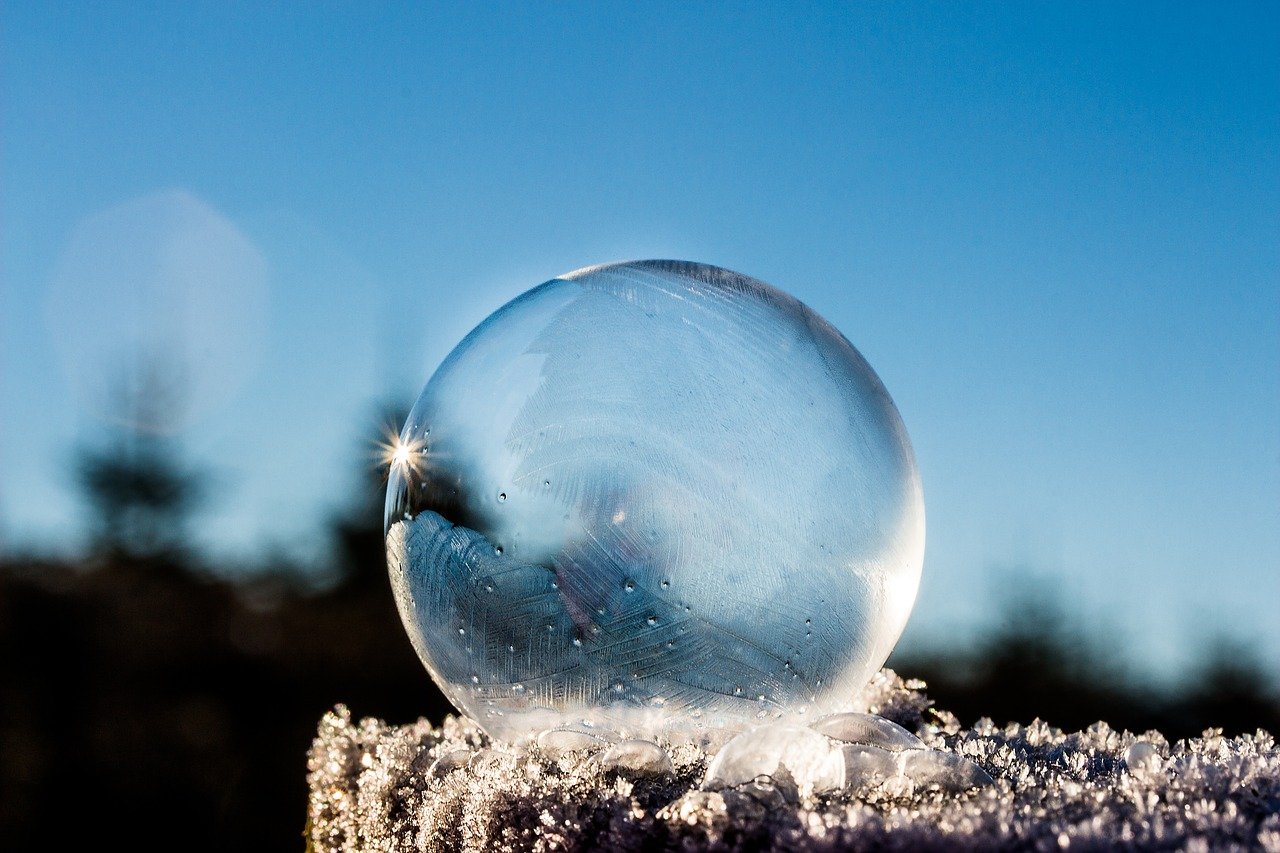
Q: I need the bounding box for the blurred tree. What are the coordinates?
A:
[76,435,206,562]
[893,574,1280,738]
[895,574,1149,732]
[1176,637,1280,738]
[74,354,208,564]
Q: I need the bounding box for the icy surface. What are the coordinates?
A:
[306,670,1280,851]
[384,261,924,740]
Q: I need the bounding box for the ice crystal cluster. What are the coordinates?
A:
[385,261,924,740]
[307,670,1280,851]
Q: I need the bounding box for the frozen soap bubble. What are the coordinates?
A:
[385,260,924,742]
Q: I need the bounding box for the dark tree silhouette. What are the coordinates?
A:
[1177,637,1280,738]
[1,397,451,848]
[76,435,206,562]
[73,356,207,563]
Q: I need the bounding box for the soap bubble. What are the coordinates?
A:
[385,260,923,741]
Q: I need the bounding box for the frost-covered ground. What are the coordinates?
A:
[307,671,1280,851]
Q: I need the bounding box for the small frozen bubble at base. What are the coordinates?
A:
[732,779,792,810]
[704,724,845,794]
[900,748,994,792]
[810,711,925,751]
[598,740,675,777]
[426,749,472,779]
[841,744,901,790]
[536,728,609,758]
[702,715,987,798]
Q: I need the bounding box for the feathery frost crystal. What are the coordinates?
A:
[385,261,924,740]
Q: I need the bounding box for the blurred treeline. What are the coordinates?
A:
[887,581,1280,740]
[1,412,1277,849]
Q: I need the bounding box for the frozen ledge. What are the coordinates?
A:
[306,670,1280,851]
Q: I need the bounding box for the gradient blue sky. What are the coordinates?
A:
[3,2,1277,675]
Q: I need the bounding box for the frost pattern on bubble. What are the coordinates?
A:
[385,260,924,740]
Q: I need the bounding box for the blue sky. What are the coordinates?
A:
[3,2,1277,675]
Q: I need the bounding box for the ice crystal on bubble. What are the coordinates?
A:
[385,260,924,741]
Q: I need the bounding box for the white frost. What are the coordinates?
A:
[307,670,1279,852]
